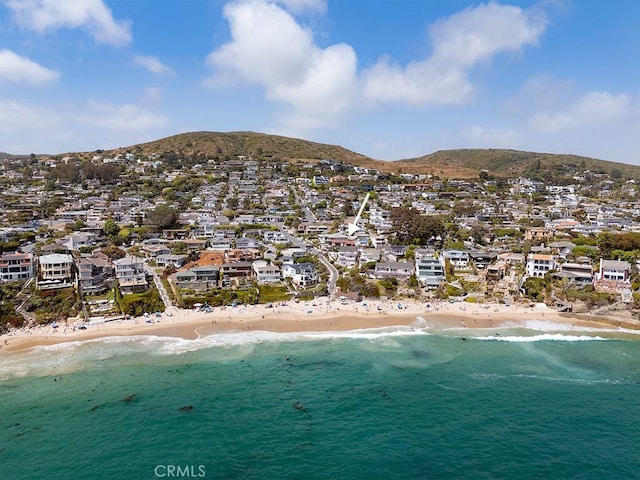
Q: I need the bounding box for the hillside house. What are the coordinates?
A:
[38,253,75,289]
[526,254,556,278]
[281,262,318,288]
[174,266,219,291]
[114,256,148,294]
[415,255,445,288]
[336,246,359,268]
[0,252,34,282]
[442,249,470,269]
[374,261,414,280]
[595,259,631,293]
[252,261,281,284]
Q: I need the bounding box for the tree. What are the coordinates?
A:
[101,245,126,260]
[390,208,446,245]
[147,205,178,230]
[104,219,120,237]
[470,223,489,245]
[597,232,615,259]
[452,200,479,217]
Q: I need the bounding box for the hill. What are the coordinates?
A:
[89,131,640,180]
[394,149,640,180]
[0,151,29,160]
[112,131,372,165]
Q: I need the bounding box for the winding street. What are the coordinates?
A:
[277,225,338,298]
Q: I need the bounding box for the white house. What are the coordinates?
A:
[526,254,555,278]
[595,259,631,293]
[336,246,359,269]
[38,253,75,289]
[415,254,445,287]
[374,261,414,279]
[0,252,34,282]
[252,260,281,284]
[281,262,318,288]
[156,254,188,269]
[114,256,148,294]
[441,249,470,269]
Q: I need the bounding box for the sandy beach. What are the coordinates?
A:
[1,297,638,354]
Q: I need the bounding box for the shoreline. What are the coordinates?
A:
[2,298,638,354]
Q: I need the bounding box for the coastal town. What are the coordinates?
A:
[1,139,640,334]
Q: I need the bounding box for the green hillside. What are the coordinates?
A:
[396,149,640,179]
[67,131,640,180]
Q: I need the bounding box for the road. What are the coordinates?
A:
[277,225,338,298]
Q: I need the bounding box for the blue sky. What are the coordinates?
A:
[0,0,638,164]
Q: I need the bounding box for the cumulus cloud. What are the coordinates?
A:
[205,0,357,130]
[362,2,548,106]
[530,91,632,132]
[133,55,174,76]
[204,1,549,134]
[0,49,59,85]
[76,101,168,131]
[4,0,132,46]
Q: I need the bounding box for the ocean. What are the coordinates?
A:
[1,323,639,480]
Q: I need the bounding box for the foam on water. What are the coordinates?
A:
[474,333,609,342]
[0,326,431,380]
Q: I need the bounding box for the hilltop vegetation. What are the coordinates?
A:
[112,131,371,166]
[9,130,640,180]
[397,149,640,180]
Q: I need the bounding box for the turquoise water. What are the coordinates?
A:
[1,326,639,479]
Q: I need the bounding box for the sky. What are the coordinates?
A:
[0,0,638,164]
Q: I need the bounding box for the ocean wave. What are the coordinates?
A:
[157,327,431,355]
[468,372,626,385]
[473,334,609,342]
[0,326,431,379]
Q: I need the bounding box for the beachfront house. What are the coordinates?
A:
[281,262,318,288]
[594,259,631,293]
[415,253,445,288]
[252,261,281,284]
[336,246,359,269]
[0,252,34,282]
[441,249,470,269]
[77,255,112,294]
[114,256,148,294]
[374,261,414,280]
[174,266,219,291]
[38,253,75,289]
[525,254,556,278]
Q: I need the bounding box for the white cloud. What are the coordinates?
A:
[362,2,548,106]
[0,99,60,134]
[468,125,522,147]
[276,0,326,15]
[530,91,632,132]
[204,1,550,136]
[5,0,132,46]
[133,55,174,76]
[0,49,59,85]
[205,0,357,130]
[361,55,472,106]
[76,101,168,131]
[143,86,165,103]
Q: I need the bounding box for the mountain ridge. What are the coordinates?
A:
[5,131,639,179]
